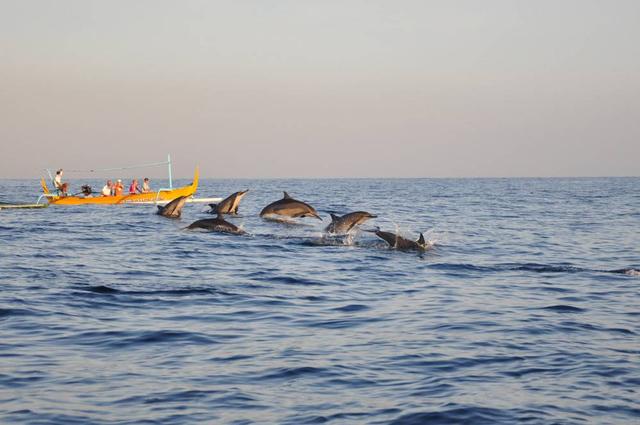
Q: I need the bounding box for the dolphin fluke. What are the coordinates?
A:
[157,196,188,218]
[209,190,249,215]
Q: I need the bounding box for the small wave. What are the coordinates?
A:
[389,406,544,425]
[0,308,43,318]
[432,262,640,277]
[539,305,586,313]
[269,275,328,286]
[298,317,377,329]
[332,304,370,313]
[257,366,335,381]
[63,329,223,349]
[86,285,120,294]
[81,286,221,297]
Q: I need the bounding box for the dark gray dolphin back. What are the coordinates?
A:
[325,211,376,234]
[260,192,322,220]
[374,229,428,251]
[187,214,245,234]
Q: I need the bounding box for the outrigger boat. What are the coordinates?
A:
[37,156,220,206]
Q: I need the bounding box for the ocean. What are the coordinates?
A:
[1,177,639,424]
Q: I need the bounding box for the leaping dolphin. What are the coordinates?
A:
[260,192,322,220]
[325,211,377,234]
[187,214,245,234]
[208,190,249,215]
[157,196,188,218]
[370,228,430,251]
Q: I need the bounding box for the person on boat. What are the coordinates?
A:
[81,185,93,198]
[113,179,124,196]
[129,179,140,194]
[54,169,67,195]
[101,180,113,196]
[142,177,151,193]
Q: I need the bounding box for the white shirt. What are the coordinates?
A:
[101,185,111,196]
[54,174,62,188]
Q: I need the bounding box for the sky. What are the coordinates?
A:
[1,0,639,178]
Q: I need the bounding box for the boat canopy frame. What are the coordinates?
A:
[45,154,174,189]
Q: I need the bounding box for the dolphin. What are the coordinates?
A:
[325,211,377,234]
[208,190,249,215]
[157,196,188,218]
[370,228,430,251]
[187,214,245,234]
[260,192,322,220]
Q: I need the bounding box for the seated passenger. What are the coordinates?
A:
[81,185,93,198]
[142,177,151,193]
[101,180,113,196]
[114,179,124,196]
[129,179,140,194]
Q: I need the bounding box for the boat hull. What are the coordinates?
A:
[42,167,199,206]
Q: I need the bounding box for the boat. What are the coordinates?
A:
[37,156,219,206]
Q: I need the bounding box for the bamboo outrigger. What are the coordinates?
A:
[38,156,204,206]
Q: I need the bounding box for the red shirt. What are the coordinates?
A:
[129,182,138,194]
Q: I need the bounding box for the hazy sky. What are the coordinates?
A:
[1,0,639,178]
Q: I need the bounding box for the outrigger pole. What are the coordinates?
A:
[167,154,173,189]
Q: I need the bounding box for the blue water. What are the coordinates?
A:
[1,177,639,424]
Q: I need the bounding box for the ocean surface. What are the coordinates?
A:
[1,177,639,424]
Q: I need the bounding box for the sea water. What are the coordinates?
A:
[1,177,639,424]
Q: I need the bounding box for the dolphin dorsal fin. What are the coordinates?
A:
[417,233,425,245]
[157,205,163,211]
[330,213,340,222]
[283,191,292,199]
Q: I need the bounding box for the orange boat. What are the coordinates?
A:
[40,165,199,206]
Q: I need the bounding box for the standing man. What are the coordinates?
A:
[54,169,67,195]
